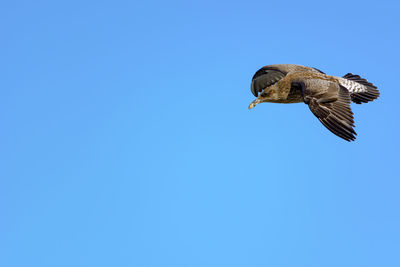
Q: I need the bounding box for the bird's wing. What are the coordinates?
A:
[251,68,286,97]
[295,78,357,141]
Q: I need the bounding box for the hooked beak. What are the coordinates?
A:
[248,98,261,110]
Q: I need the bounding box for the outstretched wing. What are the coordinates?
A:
[295,79,357,141]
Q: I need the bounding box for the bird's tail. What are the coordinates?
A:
[338,73,380,104]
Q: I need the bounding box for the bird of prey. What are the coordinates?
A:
[249,64,380,141]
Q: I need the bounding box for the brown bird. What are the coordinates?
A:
[249,64,380,141]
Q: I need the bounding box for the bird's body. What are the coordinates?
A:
[249,64,380,141]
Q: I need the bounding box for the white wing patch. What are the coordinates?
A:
[338,77,367,93]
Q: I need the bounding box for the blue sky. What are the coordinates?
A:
[1,0,400,266]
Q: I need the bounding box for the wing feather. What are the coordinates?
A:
[251,67,286,97]
[299,79,357,141]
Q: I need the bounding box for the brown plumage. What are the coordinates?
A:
[249,64,380,141]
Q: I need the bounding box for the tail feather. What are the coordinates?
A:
[342,73,380,104]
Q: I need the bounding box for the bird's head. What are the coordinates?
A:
[249,66,287,109]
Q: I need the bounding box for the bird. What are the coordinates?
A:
[249,64,380,141]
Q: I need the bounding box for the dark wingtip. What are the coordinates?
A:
[250,80,258,97]
[250,67,286,97]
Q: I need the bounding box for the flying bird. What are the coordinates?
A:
[249,64,380,141]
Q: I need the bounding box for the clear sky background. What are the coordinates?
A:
[1,1,400,266]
